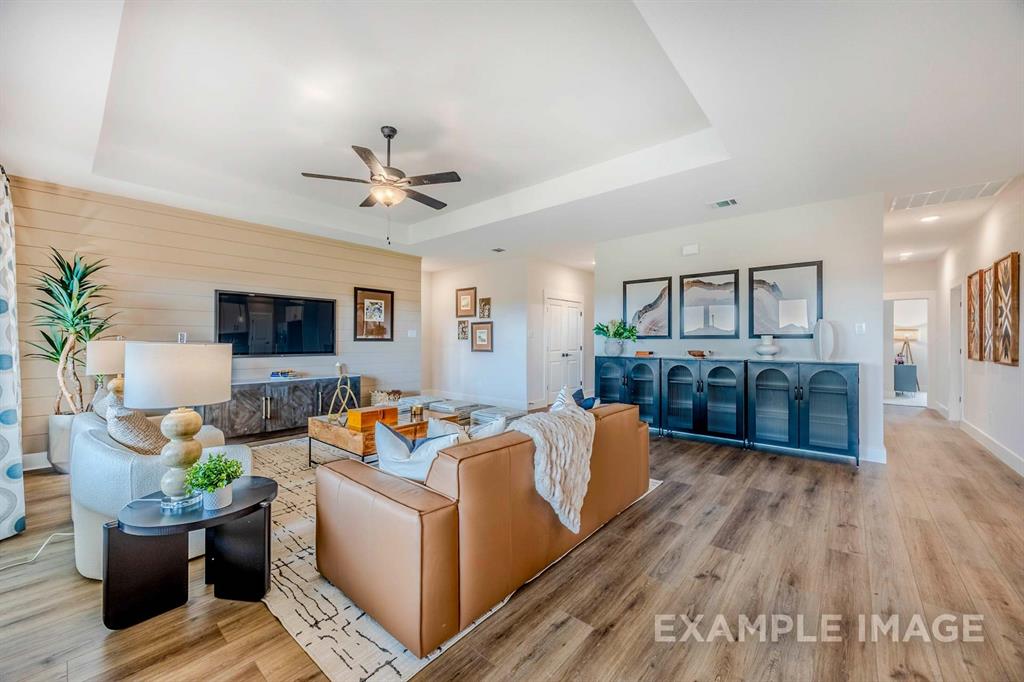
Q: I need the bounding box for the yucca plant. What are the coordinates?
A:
[27,248,116,414]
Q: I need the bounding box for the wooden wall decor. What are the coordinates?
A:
[966,270,981,360]
[993,251,1020,366]
[982,266,994,361]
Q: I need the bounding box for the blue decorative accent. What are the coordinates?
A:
[0,298,7,314]
[0,354,12,370]
[0,409,17,426]
[14,516,25,533]
[6,462,22,479]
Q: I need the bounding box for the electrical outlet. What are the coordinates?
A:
[854,323,866,335]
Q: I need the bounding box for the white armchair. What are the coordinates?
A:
[69,418,252,580]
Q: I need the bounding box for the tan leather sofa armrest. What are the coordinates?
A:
[315,460,459,658]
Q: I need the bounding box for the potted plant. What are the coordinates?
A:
[593,319,638,356]
[185,453,244,510]
[26,248,115,473]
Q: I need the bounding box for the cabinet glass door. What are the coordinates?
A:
[662,361,697,432]
[596,358,625,404]
[799,364,858,456]
[625,359,659,427]
[747,363,799,448]
[702,363,743,438]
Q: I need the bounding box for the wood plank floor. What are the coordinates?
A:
[1,406,1021,681]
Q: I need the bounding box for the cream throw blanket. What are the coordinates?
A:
[508,404,596,533]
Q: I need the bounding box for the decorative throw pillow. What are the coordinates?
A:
[105,393,168,456]
[375,422,458,482]
[572,388,600,410]
[427,416,507,444]
[550,386,572,411]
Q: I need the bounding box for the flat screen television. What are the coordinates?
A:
[216,290,336,357]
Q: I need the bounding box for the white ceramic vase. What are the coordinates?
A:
[814,319,836,361]
[754,335,781,357]
[604,339,625,356]
[203,483,233,510]
[47,413,75,474]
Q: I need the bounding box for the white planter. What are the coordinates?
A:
[754,335,781,357]
[202,484,233,510]
[47,413,75,474]
[604,339,625,356]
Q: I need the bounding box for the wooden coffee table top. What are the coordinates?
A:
[308,410,458,459]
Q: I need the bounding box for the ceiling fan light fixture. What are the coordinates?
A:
[370,185,406,207]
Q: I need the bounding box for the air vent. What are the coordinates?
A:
[889,179,1010,211]
[708,198,738,209]
[491,247,506,253]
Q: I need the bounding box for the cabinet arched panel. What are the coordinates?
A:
[625,358,660,427]
[799,363,859,457]
[661,360,698,433]
[596,357,625,404]
[747,362,800,449]
[703,362,745,438]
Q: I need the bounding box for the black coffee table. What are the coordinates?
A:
[102,475,278,629]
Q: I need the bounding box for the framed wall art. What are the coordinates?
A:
[623,277,671,339]
[456,287,477,318]
[479,297,491,319]
[993,251,1020,366]
[748,261,822,338]
[471,321,493,352]
[967,270,981,360]
[680,269,739,338]
[354,287,394,341]
[982,266,994,361]
[457,320,469,340]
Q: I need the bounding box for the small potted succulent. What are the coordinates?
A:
[593,319,638,356]
[184,453,244,510]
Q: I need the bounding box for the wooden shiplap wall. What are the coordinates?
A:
[11,177,422,454]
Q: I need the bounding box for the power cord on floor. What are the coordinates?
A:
[0,532,74,572]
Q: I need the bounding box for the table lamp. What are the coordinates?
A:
[86,337,126,398]
[124,341,232,509]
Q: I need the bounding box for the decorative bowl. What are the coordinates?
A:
[687,350,707,358]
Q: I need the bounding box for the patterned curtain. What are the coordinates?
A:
[0,166,25,540]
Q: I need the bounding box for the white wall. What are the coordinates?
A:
[526,261,595,409]
[933,177,1023,474]
[884,260,938,292]
[893,298,928,391]
[594,193,886,462]
[424,258,529,408]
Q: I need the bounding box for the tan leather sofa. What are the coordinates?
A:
[316,403,649,657]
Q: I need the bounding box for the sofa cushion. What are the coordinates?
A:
[426,417,507,444]
[105,394,168,456]
[571,388,600,410]
[376,422,458,482]
[550,386,572,411]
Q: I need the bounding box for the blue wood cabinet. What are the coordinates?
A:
[747,361,859,463]
[661,358,745,443]
[597,357,859,464]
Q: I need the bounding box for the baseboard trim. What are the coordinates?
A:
[960,420,1024,477]
[861,446,887,464]
[23,451,49,472]
[933,401,948,418]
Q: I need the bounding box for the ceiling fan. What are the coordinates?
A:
[302,126,461,210]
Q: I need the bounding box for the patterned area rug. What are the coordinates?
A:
[253,437,660,682]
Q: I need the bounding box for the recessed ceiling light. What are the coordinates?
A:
[920,215,940,223]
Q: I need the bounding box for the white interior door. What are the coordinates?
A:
[546,298,584,403]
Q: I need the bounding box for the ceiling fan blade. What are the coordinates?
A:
[352,146,385,176]
[404,188,447,210]
[359,194,378,208]
[301,172,369,183]
[404,171,462,187]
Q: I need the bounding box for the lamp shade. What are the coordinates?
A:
[123,342,232,409]
[85,339,126,376]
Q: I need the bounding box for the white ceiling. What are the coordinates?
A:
[2,0,1022,271]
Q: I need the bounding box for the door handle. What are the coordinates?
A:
[261,396,267,419]
[318,389,323,413]
[266,396,272,419]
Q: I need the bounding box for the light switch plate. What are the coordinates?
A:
[854,323,866,335]
[407,329,417,338]
[682,243,700,256]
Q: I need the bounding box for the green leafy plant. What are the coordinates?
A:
[26,248,116,414]
[184,453,244,494]
[593,319,638,341]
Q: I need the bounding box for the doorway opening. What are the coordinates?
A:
[884,298,929,407]
[544,295,584,404]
